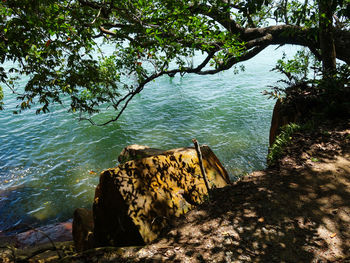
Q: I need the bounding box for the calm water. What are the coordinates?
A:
[0,45,298,231]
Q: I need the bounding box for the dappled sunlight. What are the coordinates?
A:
[9,121,348,262]
[124,122,350,262]
[92,145,230,249]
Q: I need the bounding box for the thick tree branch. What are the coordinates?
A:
[319,0,336,73]
[81,18,350,126]
[81,0,349,66]
[241,25,349,64]
[245,34,273,48]
[189,4,244,34]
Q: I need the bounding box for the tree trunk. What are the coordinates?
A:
[318,0,337,76]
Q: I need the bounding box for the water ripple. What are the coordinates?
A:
[0,45,301,230]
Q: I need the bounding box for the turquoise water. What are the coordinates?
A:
[0,45,297,231]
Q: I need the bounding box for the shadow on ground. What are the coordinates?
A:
[128,121,350,262]
[5,121,349,263]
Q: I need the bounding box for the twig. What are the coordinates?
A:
[90,0,104,25]
[192,139,211,199]
[21,224,63,260]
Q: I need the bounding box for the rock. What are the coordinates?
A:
[118,144,164,164]
[267,85,350,146]
[16,221,72,248]
[269,97,315,146]
[72,208,94,252]
[93,145,230,248]
[0,232,17,247]
[269,99,292,146]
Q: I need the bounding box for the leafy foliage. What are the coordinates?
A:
[316,64,350,118]
[267,123,301,167]
[264,49,321,100]
[1,0,350,124]
[265,47,349,111]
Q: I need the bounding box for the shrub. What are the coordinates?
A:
[267,123,301,167]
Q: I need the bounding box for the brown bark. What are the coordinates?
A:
[318,0,337,75]
[241,25,350,65]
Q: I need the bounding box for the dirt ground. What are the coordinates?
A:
[110,120,349,263]
[1,119,350,262]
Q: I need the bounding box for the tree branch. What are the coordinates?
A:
[197,45,267,75]
[189,4,244,34]
[245,34,273,48]
[80,50,218,125]
[308,45,322,61]
[78,0,102,10]
[192,139,211,199]
[80,43,269,126]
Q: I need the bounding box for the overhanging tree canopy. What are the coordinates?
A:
[1,0,349,124]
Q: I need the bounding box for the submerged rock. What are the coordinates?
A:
[16,221,72,248]
[118,144,164,164]
[92,145,230,248]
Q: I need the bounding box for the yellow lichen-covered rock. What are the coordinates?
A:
[93,145,230,247]
[118,144,164,164]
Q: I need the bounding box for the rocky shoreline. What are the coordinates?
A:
[1,118,349,262]
[0,220,73,249]
[1,92,350,262]
[64,118,350,262]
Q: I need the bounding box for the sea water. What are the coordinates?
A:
[0,45,299,231]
